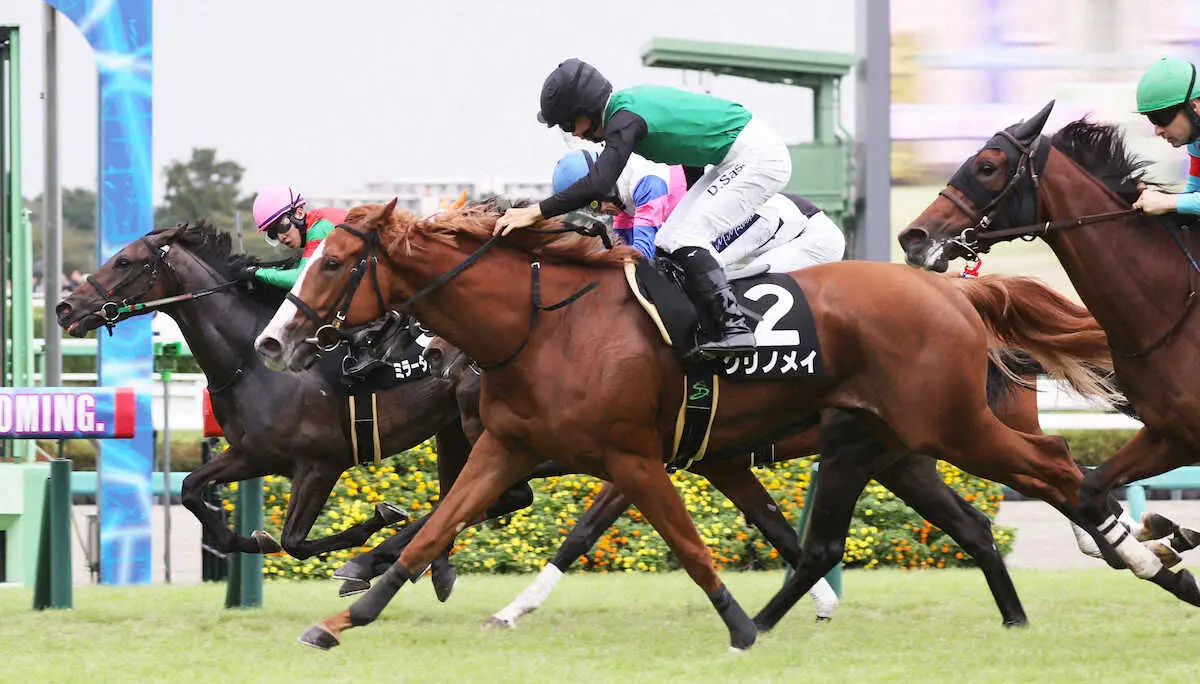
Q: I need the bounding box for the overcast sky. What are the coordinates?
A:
[3,0,860,202]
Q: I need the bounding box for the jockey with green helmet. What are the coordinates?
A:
[244,186,347,288]
[1134,57,1200,215]
[495,58,793,358]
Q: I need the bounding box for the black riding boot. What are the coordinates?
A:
[673,247,756,357]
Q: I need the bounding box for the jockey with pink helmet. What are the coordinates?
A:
[244,186,347,289]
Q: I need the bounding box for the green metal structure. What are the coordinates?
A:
[2,26,35,458]
[640,38,857,241]
[0,25,50,588]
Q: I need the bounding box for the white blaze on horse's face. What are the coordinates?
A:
[257,239,328,350]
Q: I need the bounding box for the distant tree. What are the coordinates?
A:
[155,147,253,229]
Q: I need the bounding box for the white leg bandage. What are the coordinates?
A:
[488,564,564,627]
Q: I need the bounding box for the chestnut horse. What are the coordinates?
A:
[257,200,1115,651]
[421,337,1044,631]
[898,102,1200,606]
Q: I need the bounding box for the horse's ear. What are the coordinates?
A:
[1013,100,1055,143]
[372,198,399,227]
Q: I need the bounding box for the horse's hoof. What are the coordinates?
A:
[1140,512,1179,541]
[1147,540,1184,569]
[298,625,340,651]
[252,530,282,554]
[375,502,409,525]
[1177,527,1200,550]
[814,615,833,624]
[332,561,370,582]
[730,625,757,651]
[338,579,371,598]
[482,616,515,630]
[752,617,773,634]
[1003,618,1029,628]
[432,565,457,603]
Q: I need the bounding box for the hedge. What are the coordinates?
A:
[221,440,1016,580]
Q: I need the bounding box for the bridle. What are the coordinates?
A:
[292,219,601,369]
[940,126,1200,359]
[938,130,1142,258]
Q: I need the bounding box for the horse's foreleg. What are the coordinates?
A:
[752,413,874,633]
[695,456,838,621]
[1077,428,1200,604]
[485,482,631,629]
[605,450,756,652]
[299,432,538,650]
[180,448,273,554]
[277,461,407,560]
[875,453,1027,627]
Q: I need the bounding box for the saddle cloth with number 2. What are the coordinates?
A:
[625,260,824,379]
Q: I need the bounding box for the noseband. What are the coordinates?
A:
[288,223,389,352]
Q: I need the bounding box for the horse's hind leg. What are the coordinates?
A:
[486,482,631,629]
[874,453,1027,627]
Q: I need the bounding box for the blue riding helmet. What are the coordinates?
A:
[551,150,621,208]
[552,150,597,194]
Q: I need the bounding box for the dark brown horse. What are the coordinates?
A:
[257,201,1116,651]
[51,222,530,598]
[898,103,1200,606]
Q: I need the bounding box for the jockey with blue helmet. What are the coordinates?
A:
[553,150,845,275]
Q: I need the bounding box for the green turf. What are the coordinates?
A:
[3,569,1200,683]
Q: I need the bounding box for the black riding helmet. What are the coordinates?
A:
[536,59,613,131]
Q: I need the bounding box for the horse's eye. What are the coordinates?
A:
[322,257,341,272]
[978,161,997,175]
[116,256,131,268]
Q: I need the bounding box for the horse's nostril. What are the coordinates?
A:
[55,302,72,318]
[898,227,929,250]
[257,337,282,358]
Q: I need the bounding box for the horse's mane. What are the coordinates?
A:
[1050,118,1190,231]
[347,201,639,268]
[1049,119,1166,203]
[151,220,290,309]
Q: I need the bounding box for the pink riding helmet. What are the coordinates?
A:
[252,186,307,232]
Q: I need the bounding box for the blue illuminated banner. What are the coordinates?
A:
[0,387,137,439]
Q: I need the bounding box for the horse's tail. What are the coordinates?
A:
[951,274,1123,405]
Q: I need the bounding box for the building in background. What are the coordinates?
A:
[891,0,1200,184]
[309,178,554,216]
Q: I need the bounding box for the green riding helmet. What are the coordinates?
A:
[1136,57,1198,113]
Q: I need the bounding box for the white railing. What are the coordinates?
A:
[1034,376,1141,431]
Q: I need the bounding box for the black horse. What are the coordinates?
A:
[53,221,537,598]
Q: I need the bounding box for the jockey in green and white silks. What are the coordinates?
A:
[496,59,792,359]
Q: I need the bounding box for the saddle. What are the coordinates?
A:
[627,254,824,379]
[626,253,826,471]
